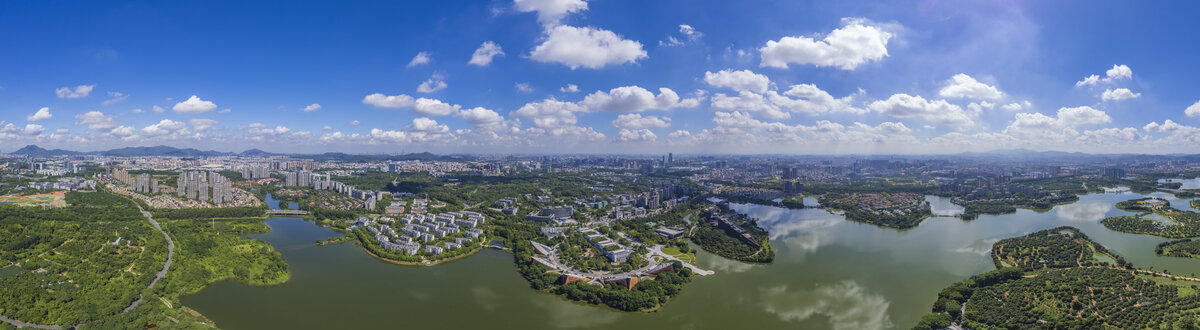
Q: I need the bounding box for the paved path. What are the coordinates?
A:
[0,315,62,329]
[122,207,175,314]
[649,245,714,276]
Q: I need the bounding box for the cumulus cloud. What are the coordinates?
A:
[456,107,504,127]
[152,105,165,113]
[1076,64,1133,86]
[1001,101,1032,112]
[413,98,460,117]
[21,124,44,135]
[27,107,52,121]
[417,74,448,93]
[468,41,505,66]
[516,82,535,93]
[55,84,95,98]
[1056,106,1111,125]
[759,18,894,70]
[1186,100,1200,117]
[347,120,361,126]
[141,119,188,136]
[362,93,415,108]
[669,130,691,138]
[704,69,770,93]
[173,95,218,114]
[868,94,973,128]
[408,51,432,67]
[938,74,1003,100]
[188,118,218,131]
[513,0,587,27]
[102,92,129,106]
[615,128,656,142]
[560,84,580,93]
[74,111,118,131]
[612,113,670,129]
[1003,106,1111,141]
[514,98,585,128]
[580,86,699,112]
[302,103,322,112]
[1101,88,1140,101]
[529,25,647,69]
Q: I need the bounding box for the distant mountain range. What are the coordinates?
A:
[3,144,455,161]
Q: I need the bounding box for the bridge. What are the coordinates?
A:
[266,209,309,215]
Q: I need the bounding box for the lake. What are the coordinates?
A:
[184,190,1200,329]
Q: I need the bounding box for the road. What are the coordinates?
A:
[121,206,175,314]
[0,315,62,329]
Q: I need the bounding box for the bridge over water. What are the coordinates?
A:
[266,209,309,215]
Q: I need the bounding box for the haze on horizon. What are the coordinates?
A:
[2,0,1200,155]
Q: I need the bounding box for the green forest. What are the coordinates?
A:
[991,226,1130,269]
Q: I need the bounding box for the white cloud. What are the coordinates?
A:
[468,41,505,66]
[173,95,218,114]
[760,281,893,330]
[102,92,129,106]
[27,107,52,121]
[152,105,165,113]
[1186,100,1200,117]
[347,120,361,126]
[55,84,95,98]
[616,128,656,142]
[410,117,449,132]
[1056,106,1111,125]
[516,82,535,93]
[141,119,188,136]
[188,118,218,131]
[867,94,973,128]
[938,74,1003,100]
[322,125,333,131]
[660,24,703,47]
[1076,64,1133,86]
[560,84,580,93]
[408,51,432,67]
[413,98,460,117]
[513,0,587,27]
[362,93,415,108]
[514,98,585,128]
[417,74,448,93]
[131,108,144,114]
[711,91,790,119]
[74,111,118,131]
[759,18,894,70]
[22,124,44,135]
[1001,101,1032,111]
[579,86,698,112]
[529,25,647,69]
[456,107,505,127]
[109,126,134,137]
[1101,88,1140,101]
[302,103,322,112]
[669,130,691,138]
[704,69,770,93]
[612,113,670,129]
[771,84,866,115]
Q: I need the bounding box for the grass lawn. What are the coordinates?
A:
[661,247,697,264]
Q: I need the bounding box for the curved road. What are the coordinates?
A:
[122,207,175,314]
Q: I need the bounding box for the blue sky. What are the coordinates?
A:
[2,0,1200,154]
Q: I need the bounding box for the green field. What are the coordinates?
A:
[661,247,696,264]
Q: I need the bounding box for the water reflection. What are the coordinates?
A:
[760,281,893,330]
[1056,200,1114,222]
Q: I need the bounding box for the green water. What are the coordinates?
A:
[183,191,1200,329]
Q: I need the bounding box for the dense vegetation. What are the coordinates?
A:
[689,208,773,263]
[151,206,265,220]
[1156,238,1200,259]
[550,264,693,312]
[991,226,1130,269]
[918,225,1200,330]
[1102,199,1200,238]
[960,195,1078,220]
[819,193,932,229]
[0,191,163,326]
[0,189,289,328]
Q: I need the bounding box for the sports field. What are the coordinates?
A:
[0,191,67,207]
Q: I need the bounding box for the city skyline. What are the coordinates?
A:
[3,1,1200,155]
